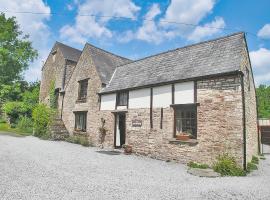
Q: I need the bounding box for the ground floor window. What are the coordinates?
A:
[174,104,197,138]
[74,112,87,132]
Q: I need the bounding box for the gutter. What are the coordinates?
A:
[240,73,247,170]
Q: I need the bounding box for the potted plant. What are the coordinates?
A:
[122,144,132,154]
[176,130,192,141]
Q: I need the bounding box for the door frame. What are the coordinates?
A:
[113,111,127,148]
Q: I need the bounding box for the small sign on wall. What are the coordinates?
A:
[132,119,142,127]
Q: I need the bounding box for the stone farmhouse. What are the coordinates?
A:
[40,32,259,169]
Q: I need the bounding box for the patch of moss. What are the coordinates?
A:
[187,161,209,169]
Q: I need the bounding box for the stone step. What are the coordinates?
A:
[49,118,69,141]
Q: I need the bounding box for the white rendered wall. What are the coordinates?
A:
[129,88,150,109]
[174,81,194,104]
[153,85,172,108]
[100,93,116,110]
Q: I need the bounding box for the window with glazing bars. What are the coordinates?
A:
[74,112,87,132]
[78,79,88,100]
[175,105,197,138]
[117,91,128,106]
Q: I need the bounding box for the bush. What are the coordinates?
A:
[32,104,55,138]
[213,154,246,176]
[247,162,258,173]
[17,116,33,133]
[187,161,209,169]
[65,135,91,147]
[251,156,259,164]
[2,101,31,123]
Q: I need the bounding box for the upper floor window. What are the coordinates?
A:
[117,91,128,106]
[78,79,88,101]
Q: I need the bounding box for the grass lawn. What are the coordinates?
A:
[0,121,32,137]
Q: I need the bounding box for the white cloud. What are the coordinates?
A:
[120,0,221,44]
[60,0,140,44]
[257,24,270,39]
[250,48,270,85]
[66,4,74,11]
[119,4,165,44]
[161,0,215,28]
[0,0,51,82]
[188,17,225,42]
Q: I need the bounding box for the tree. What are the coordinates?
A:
[0,13,37,85]
[256,85,270,118]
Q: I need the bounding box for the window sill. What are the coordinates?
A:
[169,138,198,146]
[73,130,87,136]
[76,99,87,103]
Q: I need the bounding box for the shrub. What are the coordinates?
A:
[247,162,258,173]
[0,117,6,123]
[213,154,246,176]
[187,161,209,169]
[2,101,31,123]
[251,156,259,164]
[17,115,33,133]
[32,104,55,138]
[65,135,91,147]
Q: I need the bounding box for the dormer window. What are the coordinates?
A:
[78,79,88,101]
[117,91,128,106]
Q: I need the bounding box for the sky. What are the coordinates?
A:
[0,0,269,86]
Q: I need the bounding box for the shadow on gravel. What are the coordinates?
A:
[96,150,121,155]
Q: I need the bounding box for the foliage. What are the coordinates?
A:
[213,154,246,176]
[2,101,31,124]
[251,156,259,164]
[99,118,107,148]
[32,104,55,138]
[65,135,91,147]
[256,85,270,118]
[16,116,33,133]
[0,13,37,85]
[187,161,209,169]
[247,162,258,173]
[1,82,40,124]
[49,80,57,108]
[0,121,32,136]
[260,154,266,160]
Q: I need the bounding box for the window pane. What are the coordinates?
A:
[117,92,128,106]
[78,80,88,100]
[75,112,87,132]
[175,105,197,138]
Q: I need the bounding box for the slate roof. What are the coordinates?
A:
[101,32,245,94]
[56,42,82,62]
[86,43,131,84]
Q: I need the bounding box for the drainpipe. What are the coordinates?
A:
[240,73,247,170]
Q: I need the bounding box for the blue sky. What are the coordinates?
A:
[0,0,269,85]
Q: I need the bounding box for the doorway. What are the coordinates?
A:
[114,113,126,148]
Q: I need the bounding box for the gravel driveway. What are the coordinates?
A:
[0,134,270,200]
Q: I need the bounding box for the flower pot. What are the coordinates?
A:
[176,135,190,141]
[123,145,132,154]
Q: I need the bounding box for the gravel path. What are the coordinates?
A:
[0,134,270,200]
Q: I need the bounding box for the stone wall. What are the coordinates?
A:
[117,75,244,166]
[241,41,259,162]
[40,45,77,116]
[61,44,115,147]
